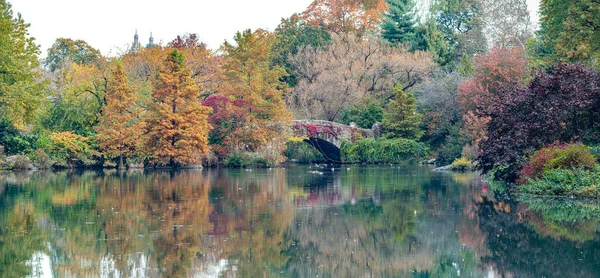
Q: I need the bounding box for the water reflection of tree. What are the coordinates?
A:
[201,168,295,277]
[0,170,215,277]
[476,196,600,277]
[282,166,430,276]
[0,201,48,277]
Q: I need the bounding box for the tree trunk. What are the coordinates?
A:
[118,154,126,170]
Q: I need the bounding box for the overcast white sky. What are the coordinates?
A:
[10,0,540,58]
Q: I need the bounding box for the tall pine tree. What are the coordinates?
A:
[145,50,212,166]
[382,85,423,139]
[95,62,143,169]
[380,0,419,48]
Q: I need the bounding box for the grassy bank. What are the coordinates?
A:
[520,167,600,198]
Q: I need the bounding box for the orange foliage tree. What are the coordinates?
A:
[121,36,221,104]
[95,62,144,168]
[300,0,388,35]
[216,29,291,153]
[144,50,212,166]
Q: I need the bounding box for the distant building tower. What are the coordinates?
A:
[147,32,154,48]
[130,30,142,52]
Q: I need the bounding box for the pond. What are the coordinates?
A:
[1,165,599,277]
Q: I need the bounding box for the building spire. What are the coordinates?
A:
[148,32,154,47]
[131,29,140,52]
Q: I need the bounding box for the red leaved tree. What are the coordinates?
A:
[457,46,527,150]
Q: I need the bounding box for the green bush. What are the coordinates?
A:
[0,118,38,155]
[284,141,325,164]
[341,138,428,163]
[435,127,466,165]
[340,96,384,129]
[520,167,600,198]
[223,151,250,168]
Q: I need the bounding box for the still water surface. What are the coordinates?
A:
[1,165,599,277]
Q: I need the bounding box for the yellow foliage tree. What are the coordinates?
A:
[145,50,212,166]
[95,62,144,168]
[219,29,291,152]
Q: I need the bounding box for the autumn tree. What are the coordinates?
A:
[122,38,220,101]
[44,38,102,72]
[457,46,527,113]
[300,0,388,35]
[288,33,433,121]
[145,50,212,166]
[456,46,527,149]
[218,29,291,152]
[201,95,246,158]
[382,85,423,139]
[167,33,203,49]
[95,62,144,169]
[478,64,600,181]
[0,0,46,128]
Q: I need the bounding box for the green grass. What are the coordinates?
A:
[520,167,600,198]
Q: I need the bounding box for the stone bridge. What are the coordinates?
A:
[292,120,379,162]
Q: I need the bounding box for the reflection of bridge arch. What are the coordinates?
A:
[292,120,378,163]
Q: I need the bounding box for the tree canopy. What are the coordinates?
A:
[0,0,45,127]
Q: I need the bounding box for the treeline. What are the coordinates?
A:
[1,0,599,170]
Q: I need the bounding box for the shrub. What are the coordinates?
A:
[31,148,52,170]
[461,143,478,161]
[451,157,473,171]
[435,129,467,165]
[223,151,250,168]
[520,167,600,198]
[47,132,99,168]
[341,138,428,163]
[12,155,31,170]
[519,142,599,183]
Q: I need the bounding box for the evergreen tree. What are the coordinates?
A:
[531,0,600,68]
[145,50,212,166]
[380,0,418,49]
[95,62,143,169]
[382,85,423,139]
[0,0,45,127]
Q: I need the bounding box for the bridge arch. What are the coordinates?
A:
[304,137,342,162]
[292,120,379,163]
